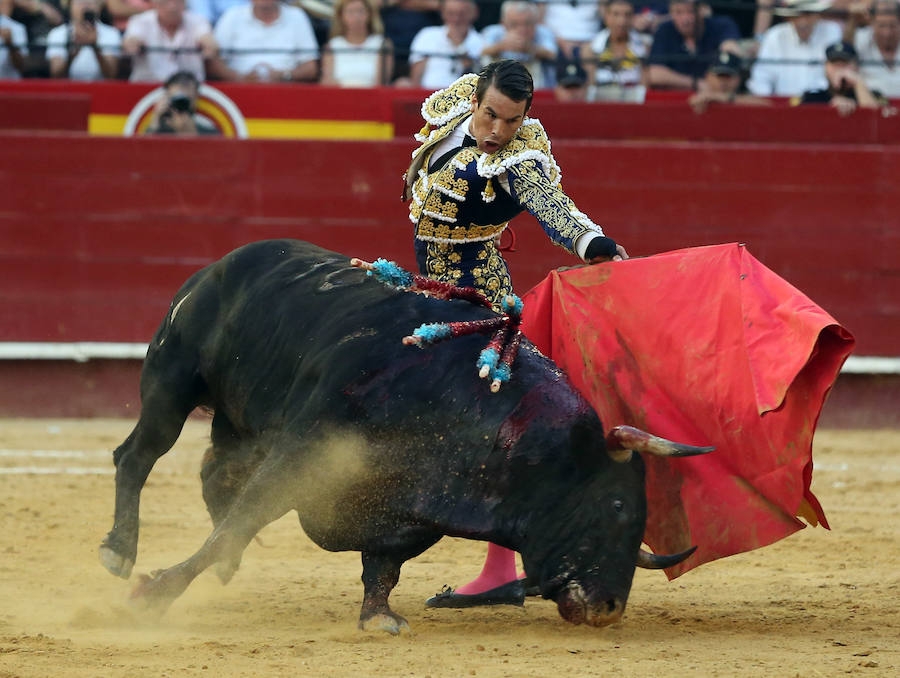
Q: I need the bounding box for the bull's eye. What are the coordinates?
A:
[613,499,625,513]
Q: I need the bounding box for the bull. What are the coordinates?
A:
[99,239,710,633]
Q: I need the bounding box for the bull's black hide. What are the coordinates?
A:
[100,239,656,632]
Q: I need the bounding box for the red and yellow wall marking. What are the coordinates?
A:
[1,80,403,139]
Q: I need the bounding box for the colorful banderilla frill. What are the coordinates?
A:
[350,257,524,393]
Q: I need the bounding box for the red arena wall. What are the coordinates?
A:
[1,120,897,419]
[2,132,896,353]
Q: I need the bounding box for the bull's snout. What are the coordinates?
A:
[554,581,625,627]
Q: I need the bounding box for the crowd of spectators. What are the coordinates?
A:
[1,0,898,112]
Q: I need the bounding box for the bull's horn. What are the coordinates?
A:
[605,425,714,463]
[637,545,697,570]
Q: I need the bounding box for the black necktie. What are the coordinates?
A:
[429,134,477,172]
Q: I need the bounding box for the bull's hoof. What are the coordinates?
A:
[358,612,411,635]
[99,544,134,579]
[127,573,176,618]
[214,560,239,585]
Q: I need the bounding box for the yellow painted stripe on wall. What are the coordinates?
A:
[89,114,128,135]
[87,114,393,140]
[245,118,394,139]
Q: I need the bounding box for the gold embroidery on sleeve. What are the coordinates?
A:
[509,160,602,252]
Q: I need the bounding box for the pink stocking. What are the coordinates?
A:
[454,543,519,595]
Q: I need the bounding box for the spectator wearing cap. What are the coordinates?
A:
[747,0,841,96]
[794,40,883,114]
[647,0,741,90]
[844,0,900,98]
[688,49,772,112]
[480,0,557,89]
[585,0,651,101]
[554,52,589,100]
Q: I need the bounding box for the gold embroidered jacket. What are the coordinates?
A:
[404,73,605,253]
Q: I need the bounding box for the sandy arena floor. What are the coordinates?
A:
[0,418,898,677]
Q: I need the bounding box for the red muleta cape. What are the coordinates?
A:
[520,243,855,578]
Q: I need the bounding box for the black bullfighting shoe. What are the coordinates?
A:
[425,580,525,608]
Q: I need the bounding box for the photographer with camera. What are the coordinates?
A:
[144,70,220,135]
[46,0,120,79]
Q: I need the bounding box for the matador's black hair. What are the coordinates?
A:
[476,59,534,113]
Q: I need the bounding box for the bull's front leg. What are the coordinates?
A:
[359,552,414,635]
[99,426,170,579]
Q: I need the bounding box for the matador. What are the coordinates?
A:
[404,59,629,607]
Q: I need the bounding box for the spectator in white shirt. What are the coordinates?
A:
[480,1,556,89]
[210,0,319,82]
[321,0,393,86]
[123,0,216,82]
[844,0,900,98]
[0,13,27,79]
[408,0,482,89]
[747,0,841,96]
[46,0,121,80]
[536,0,601,58]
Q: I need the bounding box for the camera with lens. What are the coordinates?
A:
[82,9,97,23]
[157,93,195,133]
[168,93,193,113]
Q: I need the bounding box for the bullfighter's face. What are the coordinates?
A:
[469,85,528,155]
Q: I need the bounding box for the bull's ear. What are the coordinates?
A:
[569,416,607,472]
